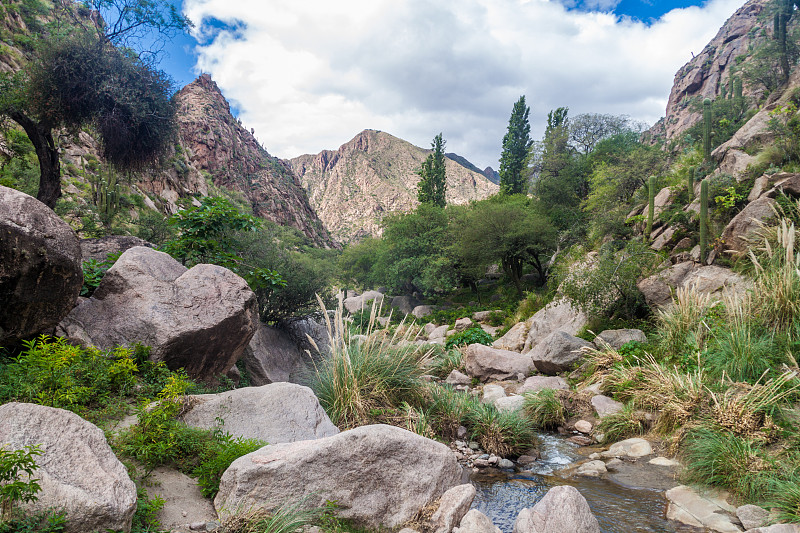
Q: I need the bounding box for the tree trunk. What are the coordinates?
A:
[8,111,61,208]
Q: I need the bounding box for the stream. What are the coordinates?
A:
[469,434,699,533]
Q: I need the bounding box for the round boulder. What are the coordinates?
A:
[0,186,82,345]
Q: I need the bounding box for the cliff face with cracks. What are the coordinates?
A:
[660,0,770,141]
[291,129,499,243]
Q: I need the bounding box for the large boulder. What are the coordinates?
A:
[464,344,534,382]
[594,329,647,349]
[283,313,332,360]
[0,186,83,345]
[80,235,154,262]
[180,383,338,443]
[493,322,528,352]
[638,261,751,308]
[513,485,600,533]
[240,324,309,385]
[343,290,384,314]
[391,295,422,315]
[0,402,137,533]
[720,196,777,256]
[522,300,587,353]
[529,331,593,375]
[57,246,258,381]
[214,424,461,528]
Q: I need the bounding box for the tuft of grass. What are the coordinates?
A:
[656,286,714,357]
[426,347,464,379]
[310,296,430,429]
[596,403,647,442]
[750,218,800,333]
[219,499,322,533]
[467,402,535,457]
[768,477,800,524]
[522,389,567,429]
[426,384,475,440]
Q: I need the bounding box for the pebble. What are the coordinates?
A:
[182,511,188,517]
[478,454,490,460]
[457,426,468,439]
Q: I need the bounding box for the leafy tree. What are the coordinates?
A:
[451,195,557,297]
[417,133,447,208]
[0,0,189,208]
[568,113,633,154]
[499,96,533,195]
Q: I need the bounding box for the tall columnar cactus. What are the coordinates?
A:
[687,166,695,199]
[700,179,709,265]
[703,98,712,162]
[647,175,656,240]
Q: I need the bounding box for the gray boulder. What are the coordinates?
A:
[720,196,777,256]
[180,383,339,443]
[0,402,137,533]
[0,186,82,345]
[493,322,528,352]
[638,261,751,308]
[523,300,587,353]
[513,485,600,533]
[240,324,309,385]
[594,329,646,349]
[57,246,258,381]
[413,305,437,319]
[80,235,153,262]
[430,484,476,533]
[214,424,461,528]
[283,313,332,360]
[455,510,501,533]
[517,376,569,394]
[391,295,422,315]
[464,344,534,382]
[591,395,625,418]
[529,331,593,375]
[343,290,384,314]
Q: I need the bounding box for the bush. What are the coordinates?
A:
[0,509,66,533]
[193,436,264,499]
[0,445,42,522]
[523,389,567,429]
[445,327,493,350]
[80,252,120,296]
[596,403,647,442]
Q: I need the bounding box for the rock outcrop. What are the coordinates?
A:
[214,424,461,528]
[0,186,83,345]
[180,383,339,443]
[57,246,258,381]
[0,402,137,533]
[291,130,498,242]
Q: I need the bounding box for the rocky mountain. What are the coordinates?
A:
[660,0,771,141]
[291,130,499,243]
[445,153,500,184]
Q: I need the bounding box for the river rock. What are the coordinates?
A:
[574,420,593,434]
[746,526,800,533]
[215,424,461,528]
[736,505,770,530]
[493,322,528,352]
[594,329,647,349]
[591,395,624,418]
[430,484,476,533]
[576,460,607,477]
[240,324,309,385]
[343,290,384,314]
[513,485,600,533]
[0,186,83,345]
[665,485,740,533]
[0,402,137,533]
[601,438,652,458]
[180,383,338,443]
[57,246,258,382]
[517,376,569,394]
[529,331,593,375]
[649,457,681,467]
[482,384,507,403]
[455,510,501,533]
[464,344,534,382]
[446,370,471,386]
[523,299,588,353]
[495,395,526,413]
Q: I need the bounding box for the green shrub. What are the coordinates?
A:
[0,509,66,533]
[523,389,567,429]
[445,327,493,349]
[129,485,165,533]
[426,384,478,440]
[0,445,42,522]
[80,252,120,296]
[596,403,647,442]
[194,436,264,499]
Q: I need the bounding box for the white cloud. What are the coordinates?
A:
[183,0,744,169]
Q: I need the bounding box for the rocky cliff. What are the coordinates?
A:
[170,75,334,247]
[291,130,499,243]
[661,0,770,141]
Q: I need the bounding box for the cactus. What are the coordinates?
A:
[687,166,695,199]
[647,175,656,240]
[700,179,709,265]
[703,98,712,161]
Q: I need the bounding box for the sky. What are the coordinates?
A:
[155,0,746,170]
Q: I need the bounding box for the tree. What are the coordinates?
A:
[499,96,532,195]
[451,195,557,297]
[568,113,632,154]
[417,133,447,207]
[0,0,189,208]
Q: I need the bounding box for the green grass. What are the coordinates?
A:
[596,403,647,442]
[445,327,493,349]
[468,402,535,457]
[425,347,464,379]
[523,389,567,429]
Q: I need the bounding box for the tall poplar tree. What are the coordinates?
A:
[417,133,447,208]
[499,96,532,195]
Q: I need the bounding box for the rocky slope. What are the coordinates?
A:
[291,130,499,242]
[660,0,771,141]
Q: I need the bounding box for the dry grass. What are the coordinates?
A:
[656,286,714,356]
[750,218,800,333]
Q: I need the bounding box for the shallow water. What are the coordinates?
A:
[469,434,699,533]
